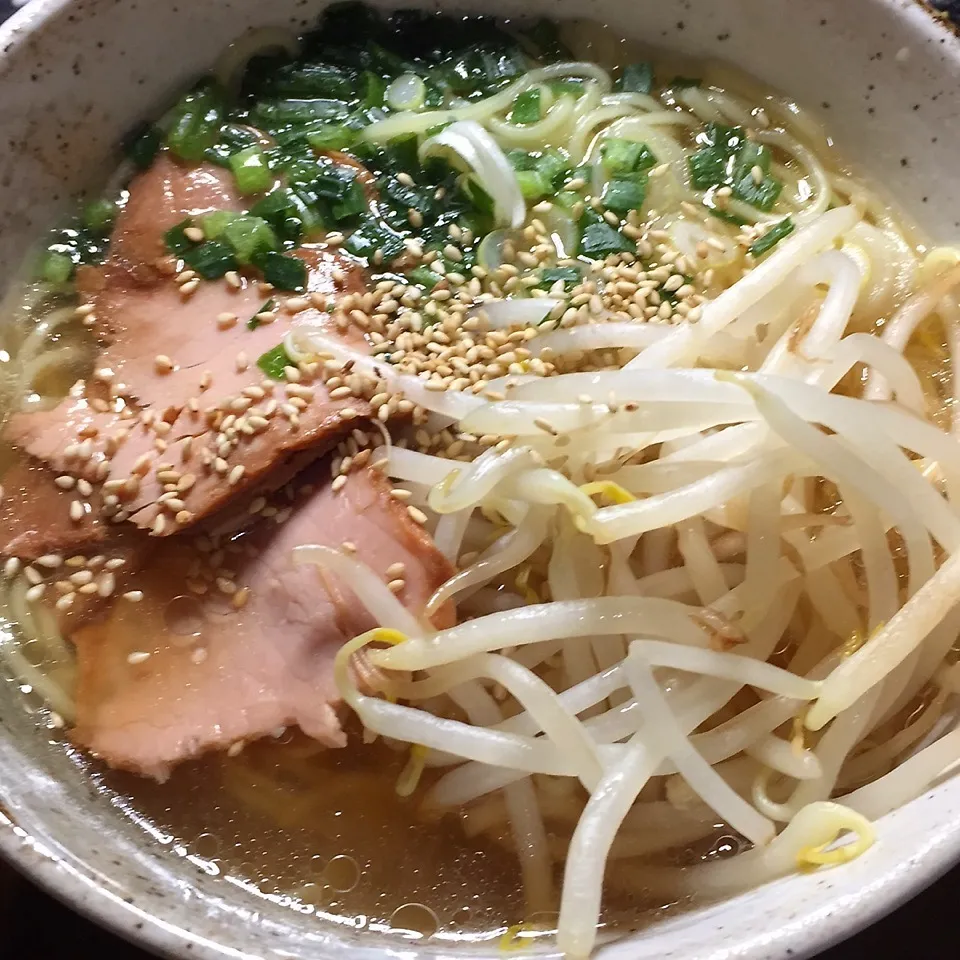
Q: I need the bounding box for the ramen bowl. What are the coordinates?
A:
[1,0,960,957]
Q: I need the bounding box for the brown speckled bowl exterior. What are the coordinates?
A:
[1,1,960,959]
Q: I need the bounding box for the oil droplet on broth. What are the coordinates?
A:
[323,854,360,893]
[389,902,439,939]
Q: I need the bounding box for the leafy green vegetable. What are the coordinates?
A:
[547,79,585,98]
[247,298,277,329]
[182,240,238,279]
[749,217,795,257]
[616,63,654,95]
[165,81,226,162]
[510,88,542,125]
[253,251,307,291]
[229,146,273,195]
[257,343,293,379]
[601,138,657,176]
[581,222,634,258]
[602,176,648,214]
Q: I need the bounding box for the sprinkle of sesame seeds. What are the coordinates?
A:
[224,271,242,289]
[124,591,144,602]
[331,475,347,493]
[55,475,75,490]
[228,465,246,486]
[69,500,84,522]
[217,312,238,329]
[155,354,174,374]
[179,278,201,297]
[25,584,45,603]
[386,562,406,578]
[387,578,406,593]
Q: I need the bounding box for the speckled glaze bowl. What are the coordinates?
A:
[1,0,959,957]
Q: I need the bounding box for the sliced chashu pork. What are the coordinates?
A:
[2,153,372,558]
[71,465,452,780]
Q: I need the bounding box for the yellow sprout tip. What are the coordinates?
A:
[579,481,636,506]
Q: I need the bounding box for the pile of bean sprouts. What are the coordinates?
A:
[284,45,960,956]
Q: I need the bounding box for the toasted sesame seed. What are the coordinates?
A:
[232,587,250,609]
[55,474,76,490]
[105,558,126,570]
[331,475,347,493]
[341,541,357,553]
[184,226,205,243]
[228,465,246,486]
[387,578,405,593]
[179,279,201,297]
[406,505,428,525]
[225,270,242,289]
[55,594,75,612]
[386,561,406,578]
[155,354,174,374]
[151,514,167,536]
[3,557,21,578]
[127,651,151,665]
[24,565,42,585]
[124,591,144,602]
[217,312,238,329]
[25,584,45,603]
[69,500,84,522]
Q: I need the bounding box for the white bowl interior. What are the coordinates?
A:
[0,1,959,958]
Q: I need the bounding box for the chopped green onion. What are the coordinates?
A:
[510,88,542,125]
[198,210,238,241]
[163,218,195,256]
[41,252,74,285]
[343,216,406,263]
[601,138,657,175]
[616,63,654,95]
[535,149,570,189]
[581,222,634,258]
[331,179,367,221]
[732,173,782,212]
[361,71,386,109]
[547,79,585,98]
[123,123,163,170]
[601,176,648,214]
[221,216,279,265]
[386,73,427,111]
[514,169,551,201]
[749,217,795,257]
[307,124,360,151]
[257,343,293,379]
[405,266,441,290]
[247,298,277,330]
[539,266,581,290]
[165,81,226,162]
[229,146,273,196]
[182,240,238,280]
[82,199,117,234]
[252,251,307,291]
